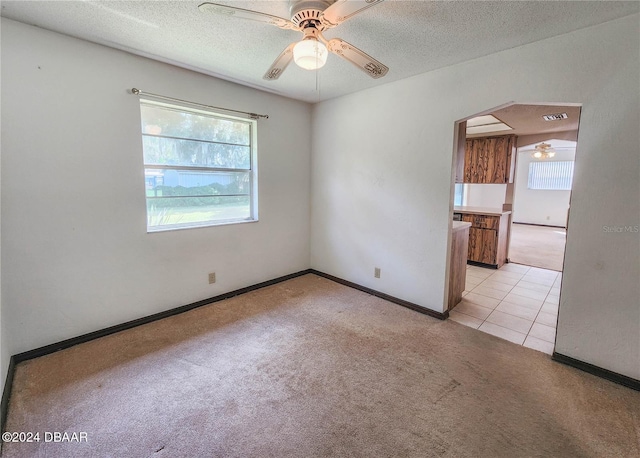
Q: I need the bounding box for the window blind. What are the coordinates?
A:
[528,161,574,190]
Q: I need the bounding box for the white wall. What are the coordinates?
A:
[0,27,5,395]
[513,148,576,226]
[0,69,4,393]
[464,184,507,208]
[311,14,639,379]
[0,19,312,357]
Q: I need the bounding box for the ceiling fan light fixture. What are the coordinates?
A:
[531,142,556,159]
[293,38,328,70]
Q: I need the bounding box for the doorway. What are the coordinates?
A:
[508,137,578,272]
[448,103,581,355]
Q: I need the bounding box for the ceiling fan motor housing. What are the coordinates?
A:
[289,0,335,29]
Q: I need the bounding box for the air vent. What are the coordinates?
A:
[542,113,568,121]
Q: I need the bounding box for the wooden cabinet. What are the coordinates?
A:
[468,227,498,265]
[461,213,509,268]
[454,121,466,183]
[448,222,470,310]
[461,135,516,183]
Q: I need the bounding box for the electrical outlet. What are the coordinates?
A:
[374,267,381,278]
[208,272,216,284]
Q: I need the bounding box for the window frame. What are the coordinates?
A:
[139,98,258,232]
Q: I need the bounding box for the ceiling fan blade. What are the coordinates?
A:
[326,38,388,79]
[198,2,297,30]
[320,0,385,28]
[263,43,296,81]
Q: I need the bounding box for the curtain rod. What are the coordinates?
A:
[130,88,269,120]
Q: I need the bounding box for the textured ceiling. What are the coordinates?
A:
[1,1,638,103]
[468,104,581,138]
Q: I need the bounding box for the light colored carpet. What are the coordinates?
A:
[509,223,566,271]
[4,274,639,457]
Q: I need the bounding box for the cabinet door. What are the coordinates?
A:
[467,227,483,263]
[463,139,479,183]
[479,229,498,264]
[467,228,498,265]
[487,136,513,183]
[464,136,515,183]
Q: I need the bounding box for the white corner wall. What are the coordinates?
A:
[0,84,4,393]
[512,149,576,227]
[0,18,312,357]
[311,14,639,379]
[0,24,5,394]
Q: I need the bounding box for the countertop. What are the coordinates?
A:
[454,206,512,216]
[452,221,472,232]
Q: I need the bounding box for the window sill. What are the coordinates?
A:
[147,218,258,233]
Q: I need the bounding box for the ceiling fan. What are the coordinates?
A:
[520,143,575,159]
[198,0,389,80]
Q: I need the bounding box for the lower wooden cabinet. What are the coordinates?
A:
[448,223,470,310]
[468,227,498,265]
[461,213,509,268]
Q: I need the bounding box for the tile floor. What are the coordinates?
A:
[450,263,561,354]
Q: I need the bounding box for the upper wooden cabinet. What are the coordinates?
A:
[457,135,516,183]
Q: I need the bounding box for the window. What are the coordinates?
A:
[454,183,465,206]
[139,99,257,231]
[527,161,574,190]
